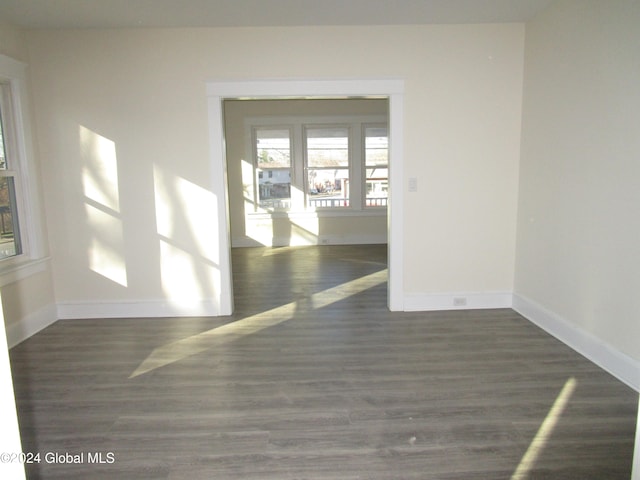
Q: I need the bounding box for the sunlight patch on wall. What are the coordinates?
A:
[85,204,127,287]
[153,165,175,242]
[153,165,220,263]
[289,215,319,245]
[245,213,321,247]
[158,239,200,302]
[80,125,127,287]
[245,217,273,246]
[241,158,255,206]
[80,125,120,212]
[158,239,221,307]
[177,176,220,264]
[153,164,222,311]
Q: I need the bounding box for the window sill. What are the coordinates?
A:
[0,256,50,288]
[248,208,387,219]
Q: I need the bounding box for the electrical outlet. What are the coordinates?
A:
[453,297,467,307]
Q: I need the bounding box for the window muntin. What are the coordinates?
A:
[255,128,292,210]
[364,125,388,207]
[0,83,22,260]
[247,115,387,214]
[305,126,350,208]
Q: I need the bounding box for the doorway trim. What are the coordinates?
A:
[206,78,405,313]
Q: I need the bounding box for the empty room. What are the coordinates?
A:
[0,0,638,479]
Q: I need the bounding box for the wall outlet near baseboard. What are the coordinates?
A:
[453,297,467,307]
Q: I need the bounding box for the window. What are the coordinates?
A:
[254,128,292,210]
[0,54,46,280]
[305,126,350,208]
[247,115,387,214]
[0,82,22,260]
[364,125,389,207]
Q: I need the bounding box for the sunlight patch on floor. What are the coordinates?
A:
[129,269,387,378]
[511,377,577,480]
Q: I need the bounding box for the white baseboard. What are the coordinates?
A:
[403,291,512,312]
[513,293,640,392]
[5,303,57,348]
[56,299,223,320]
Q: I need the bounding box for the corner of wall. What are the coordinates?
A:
[5,302,57,348]
[513,292,640,392]
[0,23,29,63]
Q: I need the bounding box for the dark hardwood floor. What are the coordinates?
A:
[9,245,638,479]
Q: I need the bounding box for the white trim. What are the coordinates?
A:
[386,91,403,311]
[0,54,49,287]
[513,293,640,392]
[245,114,387,126]
[248,209,387,219]
[207,78,405,313]
[0,256,49,287]
[0,54,47,263]
[56,299,223,320]
[207,95,234,315]
[5,302,57,348]
[403,291,513,311]
[207,78,404,98]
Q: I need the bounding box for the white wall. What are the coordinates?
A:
[0,23,28,62]
[24,24,524,318]
[515,0,640,379]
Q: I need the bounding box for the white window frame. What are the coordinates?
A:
[362,122,389,209]
[0,55,48,285]
[251,125,294,212]
[244,114,387,216]
[303,123,352,210]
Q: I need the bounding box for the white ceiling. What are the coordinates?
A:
[0,0,554,29]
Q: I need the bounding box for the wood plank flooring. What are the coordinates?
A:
[9,245,639,479]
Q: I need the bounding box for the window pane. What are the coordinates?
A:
[365,126,388,166]
[0,176,21,259]
[256,129,291,210]
[365,126,388,207]
[256,129,291,168]
[307,168,349,208]
[257,169,291,209]
[306,127,349,167]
